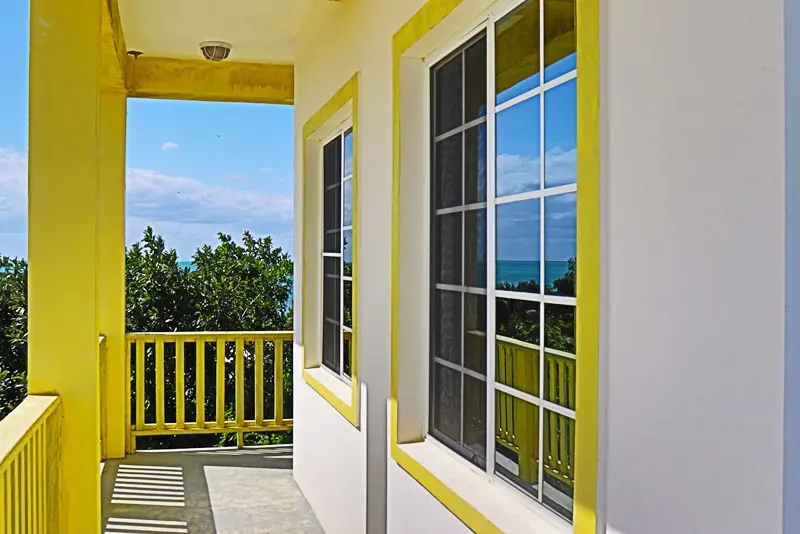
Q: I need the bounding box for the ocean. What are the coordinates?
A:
[177,260,570,290]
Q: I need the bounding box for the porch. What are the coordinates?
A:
[100,446,322,534]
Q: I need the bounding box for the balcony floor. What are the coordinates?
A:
[101,445,323,534]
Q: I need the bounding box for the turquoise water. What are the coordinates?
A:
[497,261,570,287]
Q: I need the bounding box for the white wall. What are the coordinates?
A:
[602,0,786,533]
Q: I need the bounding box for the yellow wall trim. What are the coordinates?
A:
[127,57,294,104]
[390,0,601,532]
[301,73,361,428]
[101,0,128,90]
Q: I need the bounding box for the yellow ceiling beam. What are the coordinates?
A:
[126,57,294,104]
[101,0,129,91]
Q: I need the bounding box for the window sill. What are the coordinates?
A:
[393,439,572,534]
[302,366,359,428]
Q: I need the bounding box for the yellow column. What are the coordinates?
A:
[99,91,127,460]
[28,0,103,531]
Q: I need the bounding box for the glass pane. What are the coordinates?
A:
[495,390,539,499]
[464,35,487,122]
[496,199,540,291]
[464,294,487,374]
[544,193,576,297]
[343,178,353,227]
[324,186,341,252]
[323,257,340,323]
[464,209,487,288]
[496,298,540,397]
[544,79,577,188]
[544,303,575,354]
[343,280,352,329]
[322,318,340,373]
[343,330,352,377]
[496,0,541,105]
[435,134,463,209]
[435,213,462,286]
[544,352,575,410]
[544,0,576,82]
[434,53,463,135]
[463,375,487,463]
[433,290,461,364]
[343,229,353,277]
[465,124,487,204]
[323,136,342,187]
[431,363,462,443]
[543,409,575,520]
[343,129,354,177]
[497,97,540,197]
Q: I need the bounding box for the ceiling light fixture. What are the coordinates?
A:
[200,41,232,61]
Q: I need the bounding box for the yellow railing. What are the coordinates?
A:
[495,335,575,488]
[125,331,293,451]
[0,395,62,533]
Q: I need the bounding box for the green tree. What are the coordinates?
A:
[0,256,27,419]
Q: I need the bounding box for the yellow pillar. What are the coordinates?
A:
[99,91,127,460]
[28,0,103,530]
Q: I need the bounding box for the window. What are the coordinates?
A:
[322,127,354,379]
[429,0,577,521]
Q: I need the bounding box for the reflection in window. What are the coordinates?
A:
[428,0,579,520]
[322,128,355,379]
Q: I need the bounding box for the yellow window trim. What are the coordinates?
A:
[301,73,361,429]
[390,1,600,532]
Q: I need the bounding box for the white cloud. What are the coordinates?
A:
[0,146,295,258]
[258,167,272,173]
[496,147,576,196]
[161,141,179,151]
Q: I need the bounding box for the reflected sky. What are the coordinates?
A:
[497,97,540,197]
[343,179,353,227]
[343,129,353,177]
[496,199,540,263]
[544,193,576,262]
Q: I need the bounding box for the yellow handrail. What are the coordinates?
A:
[495,336,575,488]
[0,395,62,533]
[125,331,293,452]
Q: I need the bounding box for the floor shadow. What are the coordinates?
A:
[101,445,321,534]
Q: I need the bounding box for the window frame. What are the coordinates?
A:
[320,122,355,383]
[301,73,361,429]
[390,0,599,532]
[426,3,579,519]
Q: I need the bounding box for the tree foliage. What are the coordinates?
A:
[0,256,27,419]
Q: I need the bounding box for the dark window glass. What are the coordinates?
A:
[463,375,487,462]
[324,186,341,253]
[431,363,462,444]
[324,136,342,187]
[464,209,487,288]
[322,257,341,374]
[464,36,487,122]
[434,53,463,135]
[435,134,463,209]
[435,213,462,285]
[343,333,352,377]
[543,0,576,82]
[433,290,461,364]
[464,124,487,204]
[464,294,487,374]
[496,0,541,105]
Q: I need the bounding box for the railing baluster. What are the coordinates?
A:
[125,340,132,453]
[26,440,32,531]
[255,338,264,426]
[156,340,165,430]
[196,340,206,428]
[216,339,225,427]
[176,339,185,430]
[275,338,284,426]
[235,339,245,428]
[0,469,5,534]
[14,457,20,533]
[37,428,44,533]
[135,340,145,430]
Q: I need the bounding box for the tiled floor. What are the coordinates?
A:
[101,445,323,534]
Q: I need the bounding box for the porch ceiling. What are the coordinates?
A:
[117,0,314,63]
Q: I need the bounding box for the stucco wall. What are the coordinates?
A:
[293,0,792,533]
[602,0,786,533]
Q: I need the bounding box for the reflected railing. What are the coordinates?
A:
[495,335,575,488]
[125,331,293,452]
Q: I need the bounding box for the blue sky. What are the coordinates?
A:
[0,0,294,261]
